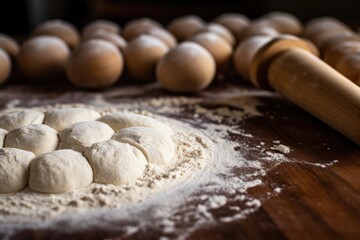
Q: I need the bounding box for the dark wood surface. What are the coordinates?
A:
[0,76,359,240]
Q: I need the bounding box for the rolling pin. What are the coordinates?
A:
[239,35,360,145]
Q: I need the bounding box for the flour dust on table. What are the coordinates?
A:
[0,87,340,240]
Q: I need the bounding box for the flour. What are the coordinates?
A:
[271,144,291,154]
[0,86,340,240]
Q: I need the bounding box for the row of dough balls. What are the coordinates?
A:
[0,14,248,92]
[0,108,175,194]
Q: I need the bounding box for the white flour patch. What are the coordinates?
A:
[0,86,340,239]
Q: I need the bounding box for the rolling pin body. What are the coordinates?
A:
[249,36,360,145]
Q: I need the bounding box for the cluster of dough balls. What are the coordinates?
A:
[0,13,251,92]
[303,17,360,85]
[0,108,175,194]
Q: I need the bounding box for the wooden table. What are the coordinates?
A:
[1,77,360,240]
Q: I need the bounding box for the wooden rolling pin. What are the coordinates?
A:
[241,35,360,145]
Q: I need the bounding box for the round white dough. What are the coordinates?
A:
[29,149,93,193]
[0,128,7,147]
[5,124,59,156]
[112,127,175,165]
[85,140,147,185]
[44,108,101,131]
[0,148,35,193]
[0,110,45,131]
[98,111,173,134]
[59,121,114,153]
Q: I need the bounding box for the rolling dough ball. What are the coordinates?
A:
[5,124,58,156]
[44,108,101,131]
[97,111,173,134]
[0,33,20,57]
[0,128,7,147]
[0,48,11,85]
[0,148,35,193]
[32,19,80,49]
[0,110,45,131]
[123,18,162,41]
[233,35,273,80]
[156,42,216,93]
[85,140,147,185]
[263,11,303,35]
[124,35,169,82]
[196,23,236,46]
[82,19,121,38]
[59,121,114,153]
[29,149,93,193]
[112,127,175,165]
[189,32,232,71]
[213,13,250,39]
[66,39,123,88]
[167,15,205,42]
[82,29,127,51]
[323,41,360,67]
[17,36,70,79]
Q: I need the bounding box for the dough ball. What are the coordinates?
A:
[0,110,45,131]
[0,148,35,193]
[237,22,279,42]
[323,41,360,67]
[82,19,121,37]
[263,11,303,35]
[123,18,161,41]
[213,13,250,39]
[0,33,20,57]
[82,29,127,51]
[142,28,177,48]
[233,35,273,80]
[167,15,206,42]
[60,121,114,153]
[0,128,7,147]
[85,140,147,185]
[156,42,216,93]
[320,35,360,54]
[17,36,70,79]
[32,19,80,49]
[197,23,235,46]
[29,149,93,193]
[0,48,11,85]
[44,108,101,131]
[189,32,233,70]
[66,39,124,88]
[112,127,175,165]
[304,17,351,38]
[122,25,176,48]
[309,28,353,50]
[124,35,169,81]
[5,124,59,156]
[97,111,173,134]
[335,52,360,84]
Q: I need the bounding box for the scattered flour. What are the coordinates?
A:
[271,144,291,154]
[0,86,340,239]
